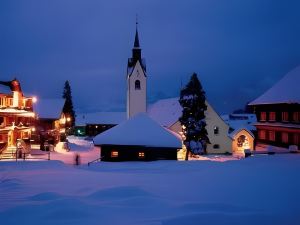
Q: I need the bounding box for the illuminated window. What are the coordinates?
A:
[213,126,219,135]
[282,112,289,122]
[135,80,141,90]
[269,112,276,121]
[258,130,266,140]
[282,132,289,143]
[138,152,145,158]
[111,151,119,158]
[260,112,266,121]
[0,135,3,143]
[269,131,275,141]
[293,112,299,122]
[213,144,220,149]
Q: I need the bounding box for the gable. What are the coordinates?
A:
[127,60,146,78]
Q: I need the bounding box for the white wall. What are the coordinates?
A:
[127,61,147,118]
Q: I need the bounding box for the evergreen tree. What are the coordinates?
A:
[179,73,210,160]
[62,80,75,128]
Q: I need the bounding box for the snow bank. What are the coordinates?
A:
[1,155,300,225]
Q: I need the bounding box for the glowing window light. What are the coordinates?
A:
[111,151,119,158]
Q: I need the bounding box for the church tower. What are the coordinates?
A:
[127,22,147,118]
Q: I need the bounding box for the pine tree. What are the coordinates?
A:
[62,80,75,128]
[179,73,210,160]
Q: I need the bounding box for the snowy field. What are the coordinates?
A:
[1,153,300,225]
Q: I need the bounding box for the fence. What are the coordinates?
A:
[0,150,50,161]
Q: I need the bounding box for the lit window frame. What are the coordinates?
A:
[138,152,145,158]
[269,112,276,122]
[111,150,119,158]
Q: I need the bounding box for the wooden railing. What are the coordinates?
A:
[87,156,103,166]
[0,150,50,161]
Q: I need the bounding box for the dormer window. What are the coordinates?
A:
[135,80,141,90]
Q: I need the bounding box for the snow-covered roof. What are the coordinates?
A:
[228,128,254,139]
[221,114,257,131]
[147,98,181,127]
[93,113,182,148]
[249,65,300,105]
[0,108,35,117]
[34,99,65,119]
[76,112,126,126]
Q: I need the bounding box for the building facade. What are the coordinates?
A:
[249,66,300,150]
[0,79,35,155]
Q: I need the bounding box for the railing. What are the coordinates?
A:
[0,150,50,161]
[87,156,103,166]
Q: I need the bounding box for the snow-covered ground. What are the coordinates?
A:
[1,151,300,225]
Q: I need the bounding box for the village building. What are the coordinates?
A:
[148,98,255,155]
[93,113,181,161]
[249,65,300,150]
[0,79,35,155]
[33,98,66,148]
[75,112,126,136]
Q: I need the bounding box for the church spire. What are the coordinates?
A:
[132,17,142,62]
[134,17,140,48]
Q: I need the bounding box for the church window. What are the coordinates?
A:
[213,126,219,135]
[135,80,141,90]
[213,144,220,149]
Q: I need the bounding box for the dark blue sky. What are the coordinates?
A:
[1,0,300,114]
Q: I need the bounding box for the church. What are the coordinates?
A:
[89,23,255,160]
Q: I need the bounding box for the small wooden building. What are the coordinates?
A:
[93,113,182,161]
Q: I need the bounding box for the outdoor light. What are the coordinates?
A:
[32,127,36,132]
[32,96,37,103]
[66,117,71,122]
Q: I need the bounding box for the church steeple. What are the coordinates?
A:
[132,19,142,62]
[134,27,140,48]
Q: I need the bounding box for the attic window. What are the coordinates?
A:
[138,152,145,158]
[213,126,219,135]
[135,80,141,90]
[111,150,119,158]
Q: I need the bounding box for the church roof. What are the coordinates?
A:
[34,99,65,119]
[249,65,300,105]
[93,113,182,148]
[147,98,181,127]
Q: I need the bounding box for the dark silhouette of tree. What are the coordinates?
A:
[179,73,210,160]
[62,80,75,128]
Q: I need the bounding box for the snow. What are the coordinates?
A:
[222,114,257,131]
[249,65,300,105]
[147,97,181,127]
[75,112,126,126]
[1,154,300,225]
[93,113,182,148]
[33,98,65,119]
[0,108,34,116]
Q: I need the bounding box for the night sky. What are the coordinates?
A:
[1,0,300,114]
